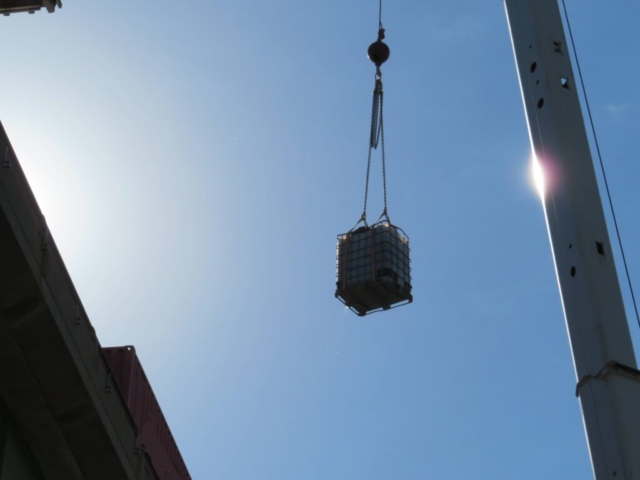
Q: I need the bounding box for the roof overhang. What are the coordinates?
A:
[0,0,61,16]
[0,122,157,479]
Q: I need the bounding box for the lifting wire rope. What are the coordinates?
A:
[361,70,387,226]
[561,0,640,329]
[360,0,390,228]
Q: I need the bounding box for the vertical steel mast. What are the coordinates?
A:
[505,1,640,478]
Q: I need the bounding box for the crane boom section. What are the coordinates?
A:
[505,1,640,479]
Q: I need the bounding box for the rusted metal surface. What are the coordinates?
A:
[103,346,191,480]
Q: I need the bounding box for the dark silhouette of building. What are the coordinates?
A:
[0,0,61,16]
[0,122,189,479]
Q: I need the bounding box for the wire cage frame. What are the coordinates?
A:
[335,219,412,316]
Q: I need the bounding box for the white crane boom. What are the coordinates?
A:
[505,1,640,478]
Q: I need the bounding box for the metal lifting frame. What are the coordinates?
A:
[505,1,640,479]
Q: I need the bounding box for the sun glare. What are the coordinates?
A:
[531,155,546,198]
[4,124,88,254]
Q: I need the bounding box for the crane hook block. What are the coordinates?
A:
[368,29,390,67]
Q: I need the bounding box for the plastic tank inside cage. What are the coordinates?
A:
[335,222,412,316]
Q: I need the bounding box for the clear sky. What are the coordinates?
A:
[1,1,640,478]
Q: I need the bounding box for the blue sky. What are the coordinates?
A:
[1,1,640,478]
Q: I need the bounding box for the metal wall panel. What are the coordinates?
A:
[103,346,191,480]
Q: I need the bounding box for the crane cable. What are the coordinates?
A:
[362,78,387,226]
[561,0,640,329]
[360,0,390,227]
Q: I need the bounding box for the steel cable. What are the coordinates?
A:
[561,0,640,329]
[379,83,388,218]
[361,79,387,224]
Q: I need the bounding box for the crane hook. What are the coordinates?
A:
[367,28,390,69]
